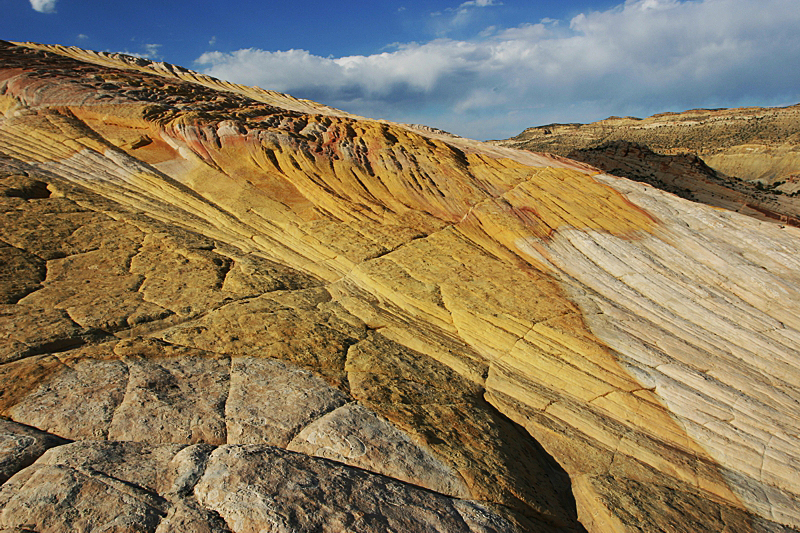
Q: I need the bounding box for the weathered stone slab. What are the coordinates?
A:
[0,418,69,485]
[225,356,348,447]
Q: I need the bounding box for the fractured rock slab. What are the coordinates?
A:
[288,402,472,498]
[194,444,524,533]
[0,418,69,485]
[225,356,348,447]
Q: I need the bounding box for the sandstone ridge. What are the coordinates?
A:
[497,105,800,225]
[499,104,800,183]
[1,41,799,533]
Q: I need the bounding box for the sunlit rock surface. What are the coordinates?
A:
[497,107,800,226]
[498,104,800,184]
[1,40,799,533]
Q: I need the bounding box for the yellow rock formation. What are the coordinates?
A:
[1,40,799,533]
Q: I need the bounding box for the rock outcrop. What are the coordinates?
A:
[498,105,800,183]
[561,140,800,227]
[1,40,799,532]
[496,106,800,225]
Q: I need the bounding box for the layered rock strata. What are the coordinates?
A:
[565,141,800,227]
[498,105,800,184]
[1,41,799,532]
[497,106,800,225]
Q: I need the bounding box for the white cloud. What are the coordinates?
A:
[431,0,502,17]
[196,0,800,139]
[457,0,501,8]
[116,43,163,60]
[143,44,162,59]
[30,0,57,13]
[440,0,503,31]
[77,34,88,40]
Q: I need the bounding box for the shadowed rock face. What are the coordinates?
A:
[563,141,800,228]
[1,40,799,533]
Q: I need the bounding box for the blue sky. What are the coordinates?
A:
[5,0,800,139]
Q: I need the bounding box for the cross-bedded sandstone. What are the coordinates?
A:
[1,40,799,533]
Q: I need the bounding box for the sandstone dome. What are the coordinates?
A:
[1,40,799,533]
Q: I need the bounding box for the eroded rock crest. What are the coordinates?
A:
[1,40,799,533]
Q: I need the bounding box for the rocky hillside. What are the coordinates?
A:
[499,104,800,183]
[567,140,800,227]
[497,105,800,225]
[1,41,800,533]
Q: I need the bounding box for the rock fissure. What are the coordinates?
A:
[222,356,234,446]
[499,321,541,363]
[105,355,131,440]
[327,165,583,288]
[79,464,170,510]
[5,336,89,365]
[588,386,656,405]
[758,435,773,484]
[539,398,558,413]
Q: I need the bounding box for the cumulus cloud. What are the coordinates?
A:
[196,0,800,139]
[30,0,57,14]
